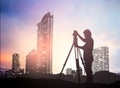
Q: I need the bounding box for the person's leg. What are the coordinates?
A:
[85,61,93,84]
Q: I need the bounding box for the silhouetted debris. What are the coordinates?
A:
[93,71,120,84]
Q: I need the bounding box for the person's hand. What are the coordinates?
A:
[73,30,78,36]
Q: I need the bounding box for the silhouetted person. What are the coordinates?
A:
[74,29,94,85]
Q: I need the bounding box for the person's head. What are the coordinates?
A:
[83,29,91,38]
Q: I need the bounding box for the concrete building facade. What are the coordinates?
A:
[92,46,109,74]
[26,49,37,74]
[37,12,53,74]
[12,53,20,74]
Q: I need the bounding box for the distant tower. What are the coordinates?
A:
[66,68,82,77]
[66,68,72,75]
[12,53,20,74]
[37,12,53,74]
[92,46,109,74]
[26,49,37,74]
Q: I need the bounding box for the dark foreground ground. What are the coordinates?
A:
[0,78,120,88]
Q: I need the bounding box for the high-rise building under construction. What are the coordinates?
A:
[92,46,109,74]
[37,12,53,74]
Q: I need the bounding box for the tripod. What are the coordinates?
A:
[59,32,86,85]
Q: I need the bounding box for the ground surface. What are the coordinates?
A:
[0,78,120,88]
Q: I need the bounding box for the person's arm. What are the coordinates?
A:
[74,30,86,42]
[77,33,86,42]
[74,42,84,50]
[77,45,84,50]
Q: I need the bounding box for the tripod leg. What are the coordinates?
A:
[74,47,81,85]
[78,48,86,74]
[59,44,74,77]
[76,59,81,85]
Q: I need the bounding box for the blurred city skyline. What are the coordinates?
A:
[1,0,120,74]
